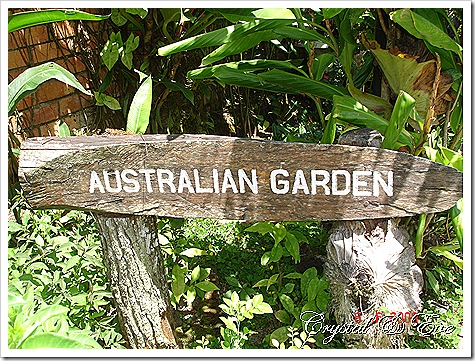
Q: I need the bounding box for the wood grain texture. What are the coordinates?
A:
[19,134,462,221]
[94,214,179,348]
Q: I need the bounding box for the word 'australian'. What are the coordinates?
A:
[89,168,393,197]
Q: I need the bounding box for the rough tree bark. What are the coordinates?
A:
[94,214,179,349]
[325,129,424,348]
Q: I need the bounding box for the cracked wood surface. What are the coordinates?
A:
[19,134,462,221]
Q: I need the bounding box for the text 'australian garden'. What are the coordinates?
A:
[89,168,394,197]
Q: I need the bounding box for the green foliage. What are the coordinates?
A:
[8,62,91,115]
[8,288,101,349]
[100,32,140,70]
[420,147,464,268]
[126,73,153,134]
[331,95,415,149]
[380,91,416,150]
[8,192,125,349]
[409,259,463,349]
[8,9,108,32]
[188,66,348,100]
[8,6,464,350]
[58,121,71,137]
[246,222,331,347]
[219,292,273,349]
[271,327,318,349]
[392,9,462,59]
[156,219,219,309]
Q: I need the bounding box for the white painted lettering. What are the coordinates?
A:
[103,170,122,193]
[212,169,220,193]
[194,169,214,193]
[373,170,393,196]
[121,169,140,193]
[178,169,195,193]
[157,169,176,193]
[221,169,239,193]
[139,169,155,193]
[332,170,351,195]
[270,169,290,194]
[352,170,372,196]
[238,169,258,194]
[292,169,310,194]
[89,171,105,193]
[311,170,330,195]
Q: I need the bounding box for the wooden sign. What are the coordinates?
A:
[18,134,462,221]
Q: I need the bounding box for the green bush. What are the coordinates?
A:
[8,192,125,349]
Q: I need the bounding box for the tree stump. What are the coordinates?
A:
[324,129,423,348]
[94,214,179,349]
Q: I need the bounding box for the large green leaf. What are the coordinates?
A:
[8,62,91,115]
[279,294,296,317]
[331,95,414,148]
[8,9,109,33]
[411,9,460,71]
[171,264,186,299]
[347,83,392,119]
[197,67,347,100]
[284,233,300,263]
[339,41,356,81]
[161,79,194,105]
[321,115,336,144]
[449,198,464,250]
[157,19,294,57]
[20,332,100,349]
[211,8,295,22]
[202,30,276,66]
[322,8,345,19]
[273,26,329,44]
[199,26,331,65]
[188,59,305,79]
[381,91,416,150]
[17,305,69,348]
[391,9,462,59]
[126,75,153,134]
[195,281,219,292]
[58,121,70,137]
[158,17,332,64]
[312,53,335,81]
[252,8,296,19]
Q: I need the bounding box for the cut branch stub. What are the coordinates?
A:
[19,134,462,221]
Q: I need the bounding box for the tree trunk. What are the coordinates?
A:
[324,129,423,348]
[94,214,179,349]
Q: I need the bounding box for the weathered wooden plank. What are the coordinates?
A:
[18,134,462,221]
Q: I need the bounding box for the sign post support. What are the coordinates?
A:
[325,129,423,348]
[94,214,179,348]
